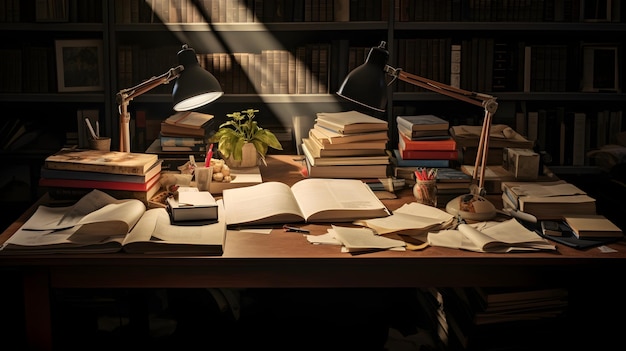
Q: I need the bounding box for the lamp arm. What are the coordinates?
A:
[115,65,184,152]
[387,65,499,195]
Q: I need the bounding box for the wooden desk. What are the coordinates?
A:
[2,155,626,350]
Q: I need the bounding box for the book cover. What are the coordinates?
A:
[399,132,457,151]
[564,215,624,239]
[44,148,159,175]
[396,115,449,131]
[40,160,162,184]
[166,190,219,223]
[397,123,451,140]
[39,172,161,192]
[315,110,388,134]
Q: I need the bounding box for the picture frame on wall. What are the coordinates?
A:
[55,39,104,92]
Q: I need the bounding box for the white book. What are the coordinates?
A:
[222,178,390,227]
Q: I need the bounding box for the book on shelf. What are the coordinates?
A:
[222,178,390,227]
[310,124,389,144]
[396,114,449,132]
[0,189,226,255]
[303,156,389,179]
[301,139,389,166]
[308,129,388,151]
[163,111,214,129]
[398,132,457,151]
[563,214,624,239]
[166,188,219,223]
[44,148,159,176]
[397,124,451,140]
[315,110,388,134]
[501,180,597,220]
[39,172,161,192]
[40,160,162,184]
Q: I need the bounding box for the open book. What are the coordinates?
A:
[222,178,390,227]
[427,219,556,253]
[0,190,226,255]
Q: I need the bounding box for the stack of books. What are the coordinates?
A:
[300,110,390,179]
[395,115,458,166]
[39,148,162,206]
[146,111,215,172]
[434,167,473,206]
[500,180,597,220]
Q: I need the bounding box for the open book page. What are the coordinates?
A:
[428,219,556,253]
[354,202,455,235]
[223,182,305,226]
[122,201,226,255]
[330,225,406,253]
[289,178,389,222]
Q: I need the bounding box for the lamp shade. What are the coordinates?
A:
[172,46,224,111]
[336,43,389,112]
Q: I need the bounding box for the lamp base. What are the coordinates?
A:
[445,193,497,221]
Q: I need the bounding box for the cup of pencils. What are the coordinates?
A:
[413,168,437,207]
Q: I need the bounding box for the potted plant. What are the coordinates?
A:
[209,109,283,167]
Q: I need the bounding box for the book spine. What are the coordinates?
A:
[399,149,459,160]
[39,174,159,192]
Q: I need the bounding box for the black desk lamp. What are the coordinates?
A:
[116,44,223,152]
[337,41,498,221]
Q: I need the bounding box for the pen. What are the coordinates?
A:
[205,143,213,167]
[85,118,98,139]
[283,225,310,234]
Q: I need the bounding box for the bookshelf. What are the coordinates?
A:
[0,1,625,210]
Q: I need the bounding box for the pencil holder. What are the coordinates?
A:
[88,137,111,151]
[413,179,437,207]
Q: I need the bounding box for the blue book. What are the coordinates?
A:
[392,150,451,167]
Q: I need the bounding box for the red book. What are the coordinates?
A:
[399,133,457,151]
[398,148,459,160]
[39,173,160,192]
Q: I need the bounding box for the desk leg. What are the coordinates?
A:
[23,270,52,351]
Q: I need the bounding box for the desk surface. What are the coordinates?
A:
[2,154,626,289]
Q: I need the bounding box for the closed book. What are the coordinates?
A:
[304,157,389,179]
[301,139,389,166]
[563,215,623,239]
[166,189,219,223]
[44,148,159,176]
[160,122,207,138]
[43,180,162,207]
[399,132,457,151]
[160,135,206,146]
[398,148,459,160]
[391,150,452,167]
[40,160,162,184]
[311,124,389,145]
[396,115,449,131]
[39,172,161,192]
[397,124,451,140]
[164,111,214,129]
[308,130,387,150]
[304,136,387,157]
[161,144,207,152]
[315,110,388,134]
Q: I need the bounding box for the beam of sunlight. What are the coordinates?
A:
[144,0,345,127]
